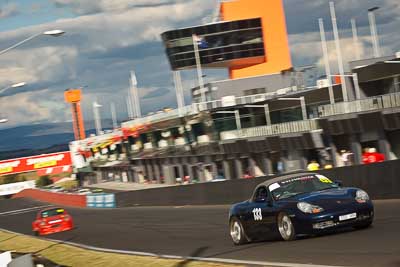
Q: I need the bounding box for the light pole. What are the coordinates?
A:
[368,7,381,58]
[0,82,26,94]
[216,110,241,130]
[0,82,26,123]
[129,70,141,119]
[0,30,65,56]
[93,101,102,135]
[277,97,307,120]
[192,34,206,103]
[350,18,361,60]
[173,70,185,117]
[329,2,348,102]
[244,104,271,126]
[318,18,335,104]
[111,102,118,130]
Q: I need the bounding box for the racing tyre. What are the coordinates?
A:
[33,231,39,236]
[277,213,296,241]
[230,217,247,245]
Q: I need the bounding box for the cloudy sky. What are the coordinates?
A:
[0,0,399,129]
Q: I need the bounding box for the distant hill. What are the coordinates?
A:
[0,120,114,160]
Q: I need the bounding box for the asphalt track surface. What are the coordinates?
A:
[0,198,400,267]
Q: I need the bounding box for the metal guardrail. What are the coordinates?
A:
[318,92,400,117]
[220,119,320,140]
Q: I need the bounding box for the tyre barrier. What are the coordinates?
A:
[86,194,116,208]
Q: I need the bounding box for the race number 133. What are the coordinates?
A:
[252,208,262,221]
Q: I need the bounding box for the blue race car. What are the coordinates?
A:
[229,172,374,245]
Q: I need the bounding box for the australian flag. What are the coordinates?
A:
[193,34,209,49]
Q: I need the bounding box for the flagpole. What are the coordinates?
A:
[192,34,206,104]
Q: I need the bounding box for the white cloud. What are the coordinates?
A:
[0,89,69,127]
[0,45,78,89]
[0,3,18,19]
[0,67,38,88]
[51,0,177,15]
[0,0,399,130]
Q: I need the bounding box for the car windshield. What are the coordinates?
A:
[41,208,65,218]
[269,174,338,201]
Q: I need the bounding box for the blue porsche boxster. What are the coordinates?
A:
[229,172,374,244]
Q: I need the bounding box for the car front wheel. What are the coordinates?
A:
[277,213,296,241]
[230,217,247,245]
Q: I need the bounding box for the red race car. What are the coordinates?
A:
[32,207,74,236]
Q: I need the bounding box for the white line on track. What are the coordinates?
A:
[0,228,349,267]
[0,205,53,216]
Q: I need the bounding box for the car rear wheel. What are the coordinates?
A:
[278,213,296,241]
[230,217,247,245]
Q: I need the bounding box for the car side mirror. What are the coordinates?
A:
[334,180,343,187]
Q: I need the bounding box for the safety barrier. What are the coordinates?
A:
[86,194,116,208]
[13,189,86,207]
[116,159,400,207]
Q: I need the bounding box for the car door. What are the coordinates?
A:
[245,186,276,239]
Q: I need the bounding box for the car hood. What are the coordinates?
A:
[292,187,358,209]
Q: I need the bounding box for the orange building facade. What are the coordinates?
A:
[220,0,292,79]
[64,89,86,141]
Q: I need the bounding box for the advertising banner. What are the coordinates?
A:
[0,151,71,176]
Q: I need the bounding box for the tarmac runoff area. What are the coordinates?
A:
[0,198,399,267]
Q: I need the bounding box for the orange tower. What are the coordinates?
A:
[220,0,292,79]
[64,89,86,140]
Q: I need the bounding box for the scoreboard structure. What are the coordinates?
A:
[161,0,292,79]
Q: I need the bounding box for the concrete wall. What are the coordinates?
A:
[116,159,400,207]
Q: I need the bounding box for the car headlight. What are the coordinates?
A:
[297,202,324,214]
[355,190,369,203]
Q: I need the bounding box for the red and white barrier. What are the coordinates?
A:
[13,189,86,207]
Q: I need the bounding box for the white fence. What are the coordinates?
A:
[220,119,320,140]
[318,92,400,117]
[121,86,305,129]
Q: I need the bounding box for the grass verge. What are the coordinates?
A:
[0,230,242,267]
